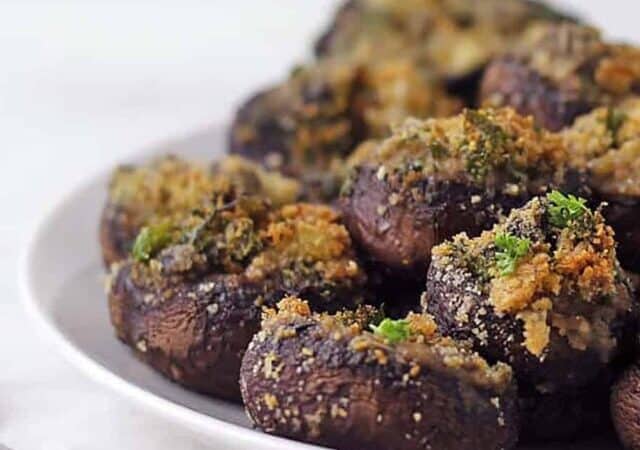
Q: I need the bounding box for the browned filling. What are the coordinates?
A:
[259,296,514,391]
[108,155,301,239]
[317,0,571,78]
[232,57,460,178]
[487,23,640,109]
[344,107,567,194]
[122,198,366,302]
[563,97,640,196]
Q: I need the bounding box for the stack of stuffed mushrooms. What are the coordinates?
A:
[100,1,640,449]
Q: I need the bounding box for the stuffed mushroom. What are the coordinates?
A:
[229,58,460,199]
[480,22,640,131]
[100,155,301,267]
[240,297,519,450]
[316,0,575,93]
[563,97,640,273]
[423,193,636,393]
[339,107,571,279]
[423,194,637,441]
[107,192,368,401]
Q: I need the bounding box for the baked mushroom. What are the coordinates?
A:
[563,98,640,273]
[240,297,519,450]
[107,194,368,401]
[423,193,636,393]
[480,22,640,131]
[315,0,575,94]
[339,107,571,279]
[612,363,640,450]
[229,58,460,199]
[100,155,300,267]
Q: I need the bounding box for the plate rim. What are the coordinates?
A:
[17,124,322,450]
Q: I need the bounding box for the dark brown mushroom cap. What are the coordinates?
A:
[340,108,569,278]
[106,200,368,400]
[480,57,592,131]
[341,164,528,277]
[109,266,263,400]
[240,297,519,450]
[423,196,637,393]
[480,23,640,131]
[612,364,640,450]
[99,155,301,267]
[100,202,141,269]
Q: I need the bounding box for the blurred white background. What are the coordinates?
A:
[0,1,636,449]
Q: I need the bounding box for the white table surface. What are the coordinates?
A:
[0,1,636,449]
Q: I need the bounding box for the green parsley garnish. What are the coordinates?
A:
[547,191,590,228]
[495,233,531,276]
[370,318,410,344]
[132,222,173,262]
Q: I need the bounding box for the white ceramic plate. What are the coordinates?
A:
[19,124,620,450]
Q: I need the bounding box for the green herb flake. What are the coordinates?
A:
[462,110,509,182]
[370,318,410,344]
[429,141,449,159]
[547,190,590,228]
[494,233,531,276]
[132,222,173,262]
[224,217,262,263]
[605,108,627,136]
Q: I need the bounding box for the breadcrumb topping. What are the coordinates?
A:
[246,203,362,284]
[260,297,513,391]
[563,97,640,196]
[318,0,570,78]
[109,156,217,229]
[108,155,302,245]
[124,198,366,307]
[510,23,640,103]
[346,107,567,196]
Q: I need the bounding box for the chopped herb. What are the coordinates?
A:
[494,233,531,276]
[463,110,509,182]
[429,141,448,159]
[605,108,627,136]
[132,222,173,262]
[224,218,262,263]
[370,318,410,343]
[465,149,489,181]
[547,191,590,228]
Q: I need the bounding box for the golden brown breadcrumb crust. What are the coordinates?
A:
[563,97,640,196]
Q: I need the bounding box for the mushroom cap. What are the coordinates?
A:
[612,364,640,450]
